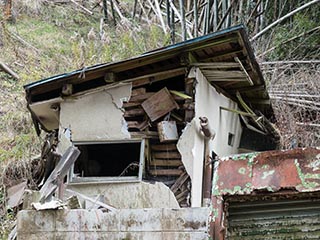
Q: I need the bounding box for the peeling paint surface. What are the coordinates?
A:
[59,83,132,142]
[213,148,320,196]
[211,148,320,240]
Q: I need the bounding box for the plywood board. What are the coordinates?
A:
[141,87,179,122]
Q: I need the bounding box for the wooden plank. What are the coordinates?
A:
[192,62,240,68]
[150,159,182,167]
[39,146,80,202]
[124,108,145,117]
[141,87,179,122]
[176,188,189,202]
[149,169,183,176]
[151,144,177,151]
[129,92,155,102]
[128,68,186,87]
[153,151,181,159]
[170,171,189,193]
[131,87,146,96]
[123,102,141,108]
[201,70,246,78]
[127,120,149,130]
[207,78,246,82]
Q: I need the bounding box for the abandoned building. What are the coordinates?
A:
[13,25,320,239]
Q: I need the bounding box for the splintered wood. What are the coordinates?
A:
[141,87,179,122]
[121,74,194,207]
[170,171,191,207]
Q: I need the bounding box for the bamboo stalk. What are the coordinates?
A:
[70,0,93,15]
[0,61,20,80]
[259,26,320,57]
[194,0,198,37]
[251,0,320,41]
[155,0,167,33]
[179,0,187,40]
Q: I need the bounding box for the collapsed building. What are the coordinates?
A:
[13,25,320,239]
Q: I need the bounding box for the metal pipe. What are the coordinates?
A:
[199,117,215,207]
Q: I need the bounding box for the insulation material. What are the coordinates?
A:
[59,83,132,141]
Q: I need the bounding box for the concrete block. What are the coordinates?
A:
[17,232,56,240]
[162,208,210,231]
[99,210,121,232]
[162,232,210,240]
[55,232,81,240]
[120,208,163,232]
[17,210,55,233]
[119,232,163,240]
[55,209,82,232]
[79,209,120,232]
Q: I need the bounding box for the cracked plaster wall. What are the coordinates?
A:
[177,67,242,207]
[57,83,132,154]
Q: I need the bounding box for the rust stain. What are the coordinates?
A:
[211,148,320,240]
[214,159,252,195]
[214,148,320,195]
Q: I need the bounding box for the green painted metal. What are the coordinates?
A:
[227,198,320,239]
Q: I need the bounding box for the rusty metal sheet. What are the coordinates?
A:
[213,157,253,196]
[211,148,320,240]
[214,148,320,196]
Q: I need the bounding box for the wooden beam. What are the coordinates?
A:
[151,144,177,151]
[153,151,181,159]
[150,159,182,166]
[149,169,183,176]
[192,62,240,68]
[125,68,186,87]
[235,57,254,86]
[39,146,80,202]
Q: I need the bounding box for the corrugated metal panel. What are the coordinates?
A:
[227,198,320,239]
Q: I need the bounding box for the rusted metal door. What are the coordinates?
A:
[226,198,320,239]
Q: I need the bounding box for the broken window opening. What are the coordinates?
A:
[228,132,235,146]
[69,140,145,183]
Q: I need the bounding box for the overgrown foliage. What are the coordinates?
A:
[265,64,320,149]
[0,0,319,237]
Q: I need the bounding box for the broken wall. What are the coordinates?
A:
[178,67,242,207]
[58,83,132,148]
[17,207,210,240]
[67,181,179,209]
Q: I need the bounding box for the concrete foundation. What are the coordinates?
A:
[17,207,210,240]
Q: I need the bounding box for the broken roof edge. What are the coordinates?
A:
[23,24,254,91]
